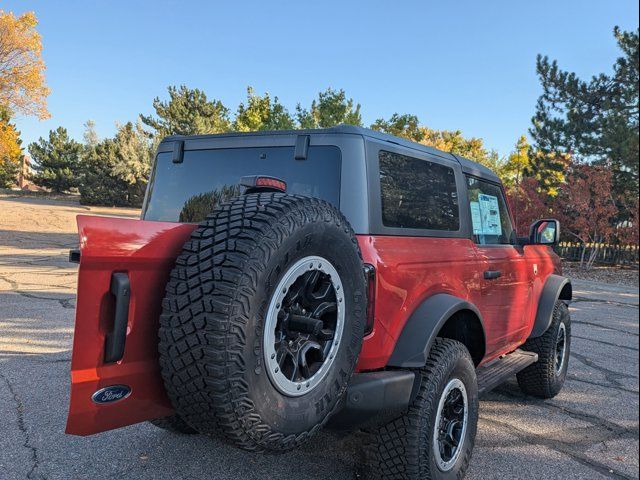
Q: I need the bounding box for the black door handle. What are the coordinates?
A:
[104,272,130,363]
[484,270,502,280]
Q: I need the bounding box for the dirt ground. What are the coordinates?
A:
[0,195,638,480]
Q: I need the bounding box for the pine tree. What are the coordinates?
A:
[140,85,231,138]
[29,127,81,193]
[296,88,362,128]
[531,27,639,219]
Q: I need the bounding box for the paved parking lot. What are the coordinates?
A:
[0,196,638,480]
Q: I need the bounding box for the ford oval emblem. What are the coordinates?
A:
[91,385,131,404]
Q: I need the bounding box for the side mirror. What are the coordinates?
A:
[529,219,560,245]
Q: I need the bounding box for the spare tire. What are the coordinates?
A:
[158,193,366,452]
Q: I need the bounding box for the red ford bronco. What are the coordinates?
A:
[66,126,572,479]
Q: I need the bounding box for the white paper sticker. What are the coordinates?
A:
[470,201,482,235]
[477,194,501,235]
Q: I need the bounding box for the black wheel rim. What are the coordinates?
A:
[264,256,344,396]
[433,378,468,471]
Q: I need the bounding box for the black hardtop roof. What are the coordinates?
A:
[161,124,500,183]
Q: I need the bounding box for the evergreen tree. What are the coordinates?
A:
[83,120,99,147]
[78,120,152,207]
[525,149,571,197]
[111,120,152,206]
[78,137,129,206]
[296,88,362,128]
[234,87,295,131]
[29,127,81,193]
[140,85,231,138]
[371,113,424,142]
[531,27,639,218]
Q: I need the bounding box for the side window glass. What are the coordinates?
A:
[379,151,459,231]
[466,177,514,245]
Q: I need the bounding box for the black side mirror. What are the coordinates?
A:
[529,219,560,245]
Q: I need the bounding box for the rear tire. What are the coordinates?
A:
[158,193,366,452]
[364,338,479,480]
[517,301,571,398]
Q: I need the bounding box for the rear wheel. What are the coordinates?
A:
[158,193,366,452]
[364,339,479,479]
[517,301,571,398]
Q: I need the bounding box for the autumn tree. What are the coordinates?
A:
[552,162,618,268]
[372,112,503,172]
[234,87,295,131]
[0,10,49,119]
[29,127,81,193]
[531,27,639,220]
[0,107,22,187]
[140,85,231,138]
[296,88,362,128]
[501,135,531,189]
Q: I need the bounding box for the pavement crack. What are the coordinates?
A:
[492,387,637,439]
[572,319,639,337]
[567,375,638,395]
[571,351,636,388]
[481,417,634,480]
[15,291,75,308]
[572,334,639,352]
[572,296,639,309]
[58,298,75,309]
[0,372,40,479]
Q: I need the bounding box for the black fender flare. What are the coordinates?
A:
[529,274,572,338]
[387,293,486,368]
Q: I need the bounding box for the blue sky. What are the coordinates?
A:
[4,0,639,157]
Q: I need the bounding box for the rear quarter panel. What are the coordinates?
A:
[355,235,483,371]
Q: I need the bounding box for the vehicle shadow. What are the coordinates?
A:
[0,229,79,249]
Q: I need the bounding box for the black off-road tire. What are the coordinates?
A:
[149,415,198,434]
[158,193,366,452]
[517,301,571,398]
[364,338,479,480]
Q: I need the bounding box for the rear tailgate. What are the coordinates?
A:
[66,215,195,435]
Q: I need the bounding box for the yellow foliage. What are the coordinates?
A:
[0,10,50,119]
[0,116,21,186]
[0,116,20,159]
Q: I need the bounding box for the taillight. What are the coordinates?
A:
[240,175,287,193]
[364,264,376,334]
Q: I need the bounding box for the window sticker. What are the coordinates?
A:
[477,194,501,235]
[470,201,482,235]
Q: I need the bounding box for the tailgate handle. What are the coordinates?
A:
[104,273,130,363]
[483,270,502,280]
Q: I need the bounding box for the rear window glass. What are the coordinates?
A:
[143,146,341,222]
[379,150,459,231]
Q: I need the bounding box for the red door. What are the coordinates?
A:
[66,215,196,436]
[474,245,532,354]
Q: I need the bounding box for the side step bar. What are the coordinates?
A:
[477,349,538,395]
